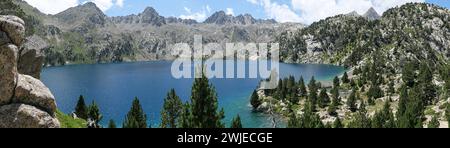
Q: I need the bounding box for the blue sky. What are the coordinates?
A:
[24,0,450,24]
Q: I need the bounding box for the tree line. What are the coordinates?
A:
[256,59,450,128]
[73,74,242,128]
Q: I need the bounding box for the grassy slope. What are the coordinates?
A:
[56,110,87,128]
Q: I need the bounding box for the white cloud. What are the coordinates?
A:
[226,8,234,15]
[180,6,211,22]
[85,0,114,11]
[206,5,212,13]
[184,7,192,13]
[24,0,79,14]
[25,0,126,14]
[116,0,124,7]
[246,0,259,5]
[247,0,425,24]
[260,0,302,23]
[291,0,425,24]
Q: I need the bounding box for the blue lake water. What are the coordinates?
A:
[41,61,345,128]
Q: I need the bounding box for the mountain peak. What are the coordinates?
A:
[135,7,165,26]
[346,11,360,17]
[142,7,158,15]
[204,11,234,25]
[55,2,107,29]
[204,11,265,25]
[363,7,381,20]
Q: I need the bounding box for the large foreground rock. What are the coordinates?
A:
[18,35,48,79]
[18,49,44,79]
[0,104,60,128]
[0,15,25,46]
[0,31,11,45]
[13,74,57,114]
[0,44,18,105]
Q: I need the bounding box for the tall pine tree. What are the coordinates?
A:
[342,72,350,84]
[318,88,330,108]
[108,119,117,128]
[230,115,243,128]
[189,74,225,128]
[87,101,102,128]
[308,76,318,109]
[299,76,307,97]
[123,97,147,128]
[74,95,88,120]
[418,62,436,105]
[402,62,416,88]
[161,89,183,128]
[347,87,357,112]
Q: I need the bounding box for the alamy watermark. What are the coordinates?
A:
[170,35,279,89]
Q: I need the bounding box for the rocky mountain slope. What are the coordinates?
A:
[0,15,59,128]
[268,2,450,128]
[278,3,449,68]
[12,0,303,66]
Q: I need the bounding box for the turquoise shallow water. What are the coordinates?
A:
[41,60,345,128]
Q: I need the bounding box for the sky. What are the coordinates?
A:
[23,0,450,24]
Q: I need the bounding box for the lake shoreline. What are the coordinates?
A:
[42,60,346,128]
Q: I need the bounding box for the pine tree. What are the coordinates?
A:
[108,119,117,128]
[347,87,357,112]
[397,84,408,117]
[288,101,324,128]
[308,76,318,108]
[418,62,436,105]
[74,95,88,120]
[178,102,192,128]
[318,88,330,108]
[88,101,102,128]
[333,117,343,128]
[161,89,183,128]
[382,101,396,128]
[328,99,338,117]
[342,72,350,84]
[388,80,395,95]
[333,76,340,88]
[123,97,147,128]
[298,76,307,97]
[367,96,375,106]
[348,101,371,128]
[250,90,262,109]
[398,86,424,128]
[402,62,416,88]
[230,115,243,128]
[367,84,384,100]
[372,101,395,128]
[190,74,225,128]
[428,115,440,128]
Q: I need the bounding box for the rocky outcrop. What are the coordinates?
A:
[0,15,25,45]
[0,43,18,105]
[13,74,57,114]
[0,15,59,128]
[110,7,166,26]
[18,35,47,79]
[0,104,59,128]
[363,7,381,20]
